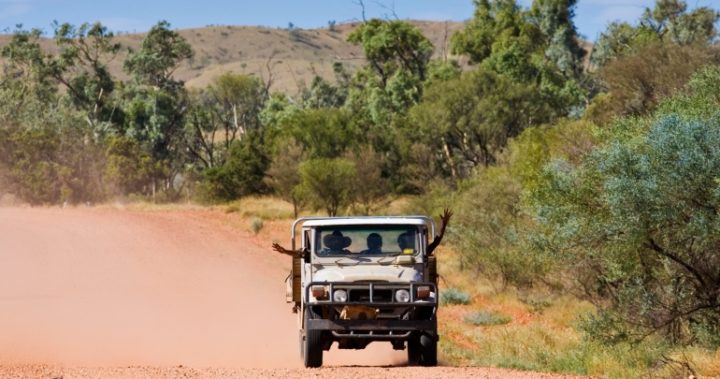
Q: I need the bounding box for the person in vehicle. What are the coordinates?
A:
[271,209,452,257]
[397,230,416,254]
[361,233,383,254]
[321,230,352,254]
[427,208,452,255]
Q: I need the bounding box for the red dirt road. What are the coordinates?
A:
[0,207,584,378]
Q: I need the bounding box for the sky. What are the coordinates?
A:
[0,0,718,41]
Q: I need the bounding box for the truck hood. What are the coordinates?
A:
[312,264,421,283]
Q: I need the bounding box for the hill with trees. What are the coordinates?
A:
[0,20,464,95]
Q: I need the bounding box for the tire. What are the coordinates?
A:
[303,307,323,368]
[408,333,437,366]
[419,333,438,366]
[407,336,421,365]
[299,329,305,360]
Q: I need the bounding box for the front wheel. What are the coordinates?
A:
[303,308,323,368]
[407,333,437,366]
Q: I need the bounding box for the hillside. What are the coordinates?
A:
[0,21,465,94]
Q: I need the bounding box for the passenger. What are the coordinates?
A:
[361,233,383,254]
[397,231,416,254]
[322,230,352,254]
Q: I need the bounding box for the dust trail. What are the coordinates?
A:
[0,207,403,368]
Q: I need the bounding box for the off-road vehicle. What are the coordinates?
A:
[274,212,451,368]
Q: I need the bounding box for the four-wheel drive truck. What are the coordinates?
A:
[280,216,445,368]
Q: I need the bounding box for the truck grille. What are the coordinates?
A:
[349,288,393,302]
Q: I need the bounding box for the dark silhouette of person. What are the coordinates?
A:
[427,208,453,256]
[271,209,452,257]
[322,230,352,254]
[397,230,416,254]
[362,233,383,254]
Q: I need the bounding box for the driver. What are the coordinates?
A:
[361,233,383,254]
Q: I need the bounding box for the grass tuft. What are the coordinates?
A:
[250,217,264,235]
[464,310,511,326]
[441,288,471,305]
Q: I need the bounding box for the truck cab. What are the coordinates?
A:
[285,216,439,368]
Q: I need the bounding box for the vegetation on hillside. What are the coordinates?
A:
[1,0,719,376]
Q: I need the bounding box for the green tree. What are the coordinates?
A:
[104,135,158,196]
[641,0,719,45]
[348,19,433,86]
[451,0,527,65]
[52,22,122,131]
[124,20,193,91]
[1,23,122,131]
[451,0,586,115]
[452,166,541,287]
[184,73,265,169]
[0,27,59,107]
[120,21,194,196]
[591,0,719,68]
[298,158,356,216]
[411,68,548,179]
[530,111,720,346]
[528,0,586,78]
[0,108,105,205]
[346,146,388,215]
[449,119,595,287]
[196,135,269,203]
[301,76,347,109]
[265,140,305,218]
[281,108,359,159]
[596,42,718,117]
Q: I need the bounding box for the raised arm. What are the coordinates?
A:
[427,208,453,255]
[272,242,303,258]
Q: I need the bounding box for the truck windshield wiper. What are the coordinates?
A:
[334,256,370,265]
[377,256,396,264]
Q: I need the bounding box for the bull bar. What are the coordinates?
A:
[305,281,438,337]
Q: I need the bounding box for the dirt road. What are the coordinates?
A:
[0,207,584,378]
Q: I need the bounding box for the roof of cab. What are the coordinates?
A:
[300,216,431,228]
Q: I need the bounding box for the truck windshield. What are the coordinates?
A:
[315,226,420,256]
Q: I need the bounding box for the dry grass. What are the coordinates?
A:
[225,196,295,220]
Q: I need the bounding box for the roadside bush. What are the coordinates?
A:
[104,136,158,197]
[196,137,269,203]
[465,310,512,326]
[250,217,264,235]
[297,158,356,216]
[0,121,106,205]
[451,166,543,288]
[530,112,720,347]
[441,288,471,305]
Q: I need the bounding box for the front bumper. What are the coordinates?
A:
[307,319,436,334]
[305,281,438,307]
[304,281,438,339]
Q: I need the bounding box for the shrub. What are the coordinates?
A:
[297,158,356,216]
[441,288,471,305]
[465,310,512,326]
[250,217,264,235]
[196,138,269,203]
[530,112,720,347]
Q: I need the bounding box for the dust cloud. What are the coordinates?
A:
[0,207,403,368]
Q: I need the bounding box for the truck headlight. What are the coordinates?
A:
[333,289,348,302]
[395,289,411,303]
